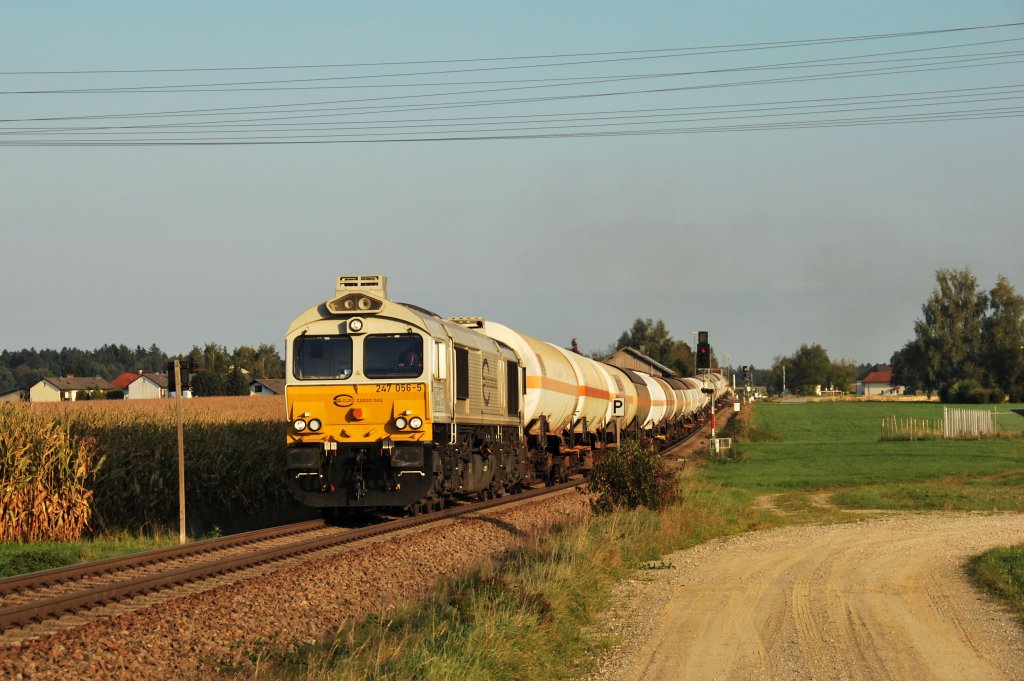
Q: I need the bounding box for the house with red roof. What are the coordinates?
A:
[856,365,904,396]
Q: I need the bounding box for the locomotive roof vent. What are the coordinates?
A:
[327,275,388,316]
[336,274,388,299]
[450,316,486,329]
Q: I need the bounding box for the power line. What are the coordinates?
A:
[5,88,1021,135]
[2,37,1021,95]
[1,22,1019,146]
[1,21,1020,76]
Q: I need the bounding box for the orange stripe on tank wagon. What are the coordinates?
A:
[525,375,578,396]
[579,385,611,399]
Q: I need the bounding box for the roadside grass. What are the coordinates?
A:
[967,546,1024,621]
[0,510,318,579]
[0,530,180,578]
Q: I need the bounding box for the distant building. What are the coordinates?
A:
[250,378,285,396]
[602,347,679,378]
[126,373,169,400]
[0,388,25,403]
[29,376,116,402]
[857,368,904,396]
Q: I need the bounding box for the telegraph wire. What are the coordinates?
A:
[1,37,1021,95]
[1,21,1020,145]
[1,21,1020,76]
[2,55,1021,126]
[5,88,1021,135]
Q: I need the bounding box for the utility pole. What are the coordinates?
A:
[173,360,186,545]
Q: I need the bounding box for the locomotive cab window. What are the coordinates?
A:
[293,335,353,380]
[365,334,423,379]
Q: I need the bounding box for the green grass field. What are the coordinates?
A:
[707,401,1024,512]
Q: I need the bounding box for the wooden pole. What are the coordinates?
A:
[174,360,186,545]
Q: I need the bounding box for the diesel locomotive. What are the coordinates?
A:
[284,275,728,515]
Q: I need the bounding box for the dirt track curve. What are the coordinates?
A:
[591,512,1024,681]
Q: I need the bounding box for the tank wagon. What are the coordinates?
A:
[284,275,729,515]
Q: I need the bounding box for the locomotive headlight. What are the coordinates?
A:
[394,416,408,430]
[348,318,364,333]
[293,418,307,432]
[409,416,423,430]
[308,418,322,432]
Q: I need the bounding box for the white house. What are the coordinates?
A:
[29,376,116,402]
[126,373,169,400]
[857,370,904,396]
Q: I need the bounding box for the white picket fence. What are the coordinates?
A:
[880,407,995,441]
[942,406,993,439]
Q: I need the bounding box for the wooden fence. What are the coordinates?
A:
[880,407,994,441]
[942,406,993,438]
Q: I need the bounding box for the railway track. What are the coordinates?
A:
[0,479,580,634]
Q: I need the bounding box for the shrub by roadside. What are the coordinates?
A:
[586,439,678,512]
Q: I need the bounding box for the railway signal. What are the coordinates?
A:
[696,331,711,370]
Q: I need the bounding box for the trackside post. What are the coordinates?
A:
[174,360,186,544]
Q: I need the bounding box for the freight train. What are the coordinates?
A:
[284,275,729,515]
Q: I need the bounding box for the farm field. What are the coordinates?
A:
[1,396,311,577]
[706,400,1024,513]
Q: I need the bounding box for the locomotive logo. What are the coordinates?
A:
[481,358,491,406]
[333,394,355,408]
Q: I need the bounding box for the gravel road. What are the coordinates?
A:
[588,511,1024,681]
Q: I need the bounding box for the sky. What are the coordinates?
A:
[1,2,1022,371]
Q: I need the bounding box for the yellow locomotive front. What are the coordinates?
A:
[285,275,442,511]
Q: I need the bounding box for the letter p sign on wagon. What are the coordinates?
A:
[611,397,625,418]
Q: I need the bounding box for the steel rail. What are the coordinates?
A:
[0,480,581,632]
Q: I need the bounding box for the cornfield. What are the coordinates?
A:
[5,397,296,539]
[0,404,99,542]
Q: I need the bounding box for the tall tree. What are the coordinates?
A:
[983,274,1024,400]
[789,343,832,394]
[890,342,929,396]
[253,343,285,378]
[614,318,694,375]
[827,359,859,393]
[225,366,250,396]
[910,268,989,398]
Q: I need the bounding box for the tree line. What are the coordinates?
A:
[892,268,1023,402]
[0,343,284,397]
